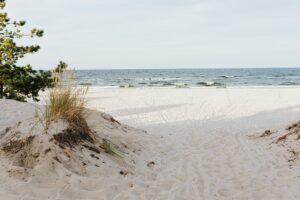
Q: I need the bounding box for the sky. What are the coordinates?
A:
[6,0,300,69]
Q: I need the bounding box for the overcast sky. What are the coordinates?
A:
[6,0,300,69]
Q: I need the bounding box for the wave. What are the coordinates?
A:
[79,82,92,86]
[273,74,300,78]
[175,84,189,88]
[163,82,175,86]
[119,84,135,88]
[219,75,235,78]
[196,81,224,87]
[273,74,285,77]
[280,82,299,86]
[149,81,175,85]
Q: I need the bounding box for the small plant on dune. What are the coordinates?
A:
[100,139,123,158]
[45,62,88,129]
[44,63,125,155]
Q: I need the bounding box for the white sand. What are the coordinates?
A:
[1,87,300,199]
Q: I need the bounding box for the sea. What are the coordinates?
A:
[75,68,300,88]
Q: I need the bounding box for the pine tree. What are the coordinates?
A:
[0,0,51,101]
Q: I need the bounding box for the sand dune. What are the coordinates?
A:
[1,87,300,199]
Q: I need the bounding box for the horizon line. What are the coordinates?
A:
[43,66,300,70]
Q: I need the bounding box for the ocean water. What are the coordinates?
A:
[75,68,300,88]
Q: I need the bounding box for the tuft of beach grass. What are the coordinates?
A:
[45,67,88,129]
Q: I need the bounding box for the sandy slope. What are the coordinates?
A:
[1,87,300,199]
[0,100,157,200]
[87,87,300,200]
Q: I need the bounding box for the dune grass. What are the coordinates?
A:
[101,139,123,158]
[44,67,124,156]
[45,68,88,128]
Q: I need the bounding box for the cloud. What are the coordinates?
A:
[6,0,300,69]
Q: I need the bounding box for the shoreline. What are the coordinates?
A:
[87,85,300,89]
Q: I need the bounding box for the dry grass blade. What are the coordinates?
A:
[45,68,88,128]
[2,136,35,154]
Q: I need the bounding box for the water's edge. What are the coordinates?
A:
[75,68,300,87]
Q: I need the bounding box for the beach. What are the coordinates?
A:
[1,86,300,199]
[87,86,300,128]
[88,87,300,199]
[2,0,300,198]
